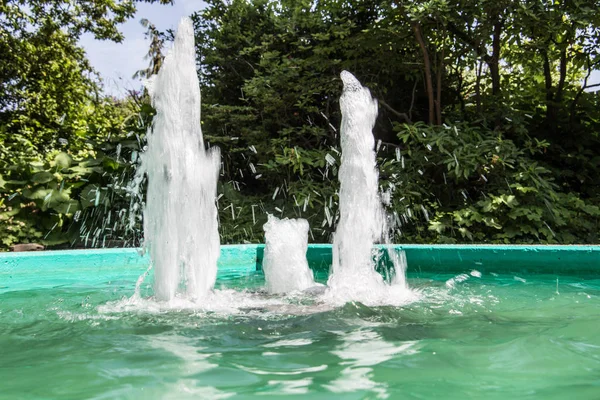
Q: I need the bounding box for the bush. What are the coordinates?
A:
[379,122,600,244]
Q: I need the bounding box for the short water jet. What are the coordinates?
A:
[263,214,316,294]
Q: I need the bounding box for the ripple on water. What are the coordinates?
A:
[3,273,600,399]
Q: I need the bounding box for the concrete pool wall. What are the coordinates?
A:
[1,244,599,292]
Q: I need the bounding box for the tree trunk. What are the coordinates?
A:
[412,22,435,125]
[475,61,483,114]
[542,50,556,127]
[555,48,567,104]
[435,46,444,125]
[490,19,502,97]
[570,57,593,125]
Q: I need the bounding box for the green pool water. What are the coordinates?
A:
[1,268,600,399]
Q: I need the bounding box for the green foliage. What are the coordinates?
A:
[0,0,167,250]
[0,89,153,251]
[194,0,422,243]
[382,122,599,243]
[194,0,600,245]
[2,0,600,249]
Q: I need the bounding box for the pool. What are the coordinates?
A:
[1,245,599,399]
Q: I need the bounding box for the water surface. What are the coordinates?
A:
[1,270,599,399]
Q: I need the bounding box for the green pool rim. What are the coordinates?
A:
[2,244,598,273]
[1,244,598,293]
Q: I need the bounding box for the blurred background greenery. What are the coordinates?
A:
[1,0,599,250]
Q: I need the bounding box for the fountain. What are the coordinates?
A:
[138,18,221,302]
[262,214,316,293]
[134,17,410,305]
[326,71,411,305]
[3,12,600,400]
[132,18,410,306]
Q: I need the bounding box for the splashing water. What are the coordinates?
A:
[138,18,220,302]
[263,215,316,293]
[326,71,413,305]
[131,36,411,306]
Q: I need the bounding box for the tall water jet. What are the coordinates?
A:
[140,18,220,302]
[263,215,315,294]
[327,71,409,304]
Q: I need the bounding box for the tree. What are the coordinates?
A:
[2,0,599,248]
[0,0,172,154]
[192,0,426,242]
[0,0,172,249]
[192,0,599,244]
[133,18,167,81]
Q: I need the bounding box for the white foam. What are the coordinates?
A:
[262,215,316,294]
[97,288,338,317]
[139,18,220,302]
[446,273,470,289]
[327,71,414,305]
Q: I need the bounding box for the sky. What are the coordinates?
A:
[79,1,205,98]
[81,2,600,97]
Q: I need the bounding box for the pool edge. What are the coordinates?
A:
[1,244,598,274]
